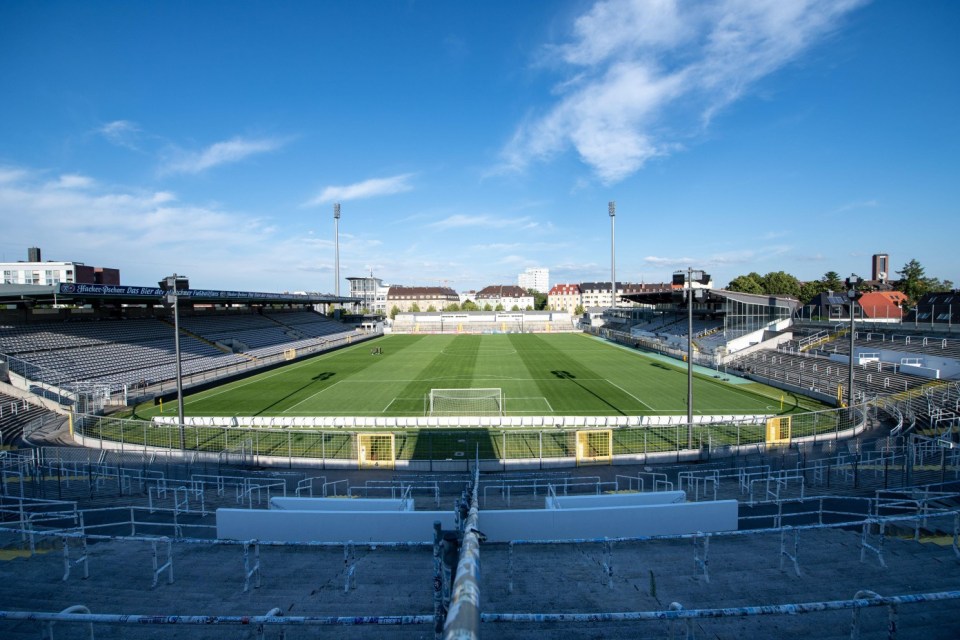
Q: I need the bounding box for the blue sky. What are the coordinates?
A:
[1,0,957,294]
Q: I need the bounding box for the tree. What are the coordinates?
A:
[896,259,928,304]
[410,303,421,313]
[526,288,548,310]
[511,304,520,311]
[495,303,505,311]
[389,305,401,320]
[574,304,585,315]
[761,271,801,298]
[444,302,461,312]
[482,303,493,312]
[427,305,437,312]
[727,273,764,294]
[799,280,828,303]
[462,300,479,311]
[822,271,843,291]
[926,278,954,292]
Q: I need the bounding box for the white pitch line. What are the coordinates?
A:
[382,397,398,413]
[284,380,343,413]
[606,380,656,411]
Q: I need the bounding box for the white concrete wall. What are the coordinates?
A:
[217,508,456,543]
[216,499,738,543]
[547,490,685,509]
[270,497,413,511]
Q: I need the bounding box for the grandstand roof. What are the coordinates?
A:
[0,283,356,308]
[620,288,799,309]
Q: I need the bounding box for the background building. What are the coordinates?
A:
[872,253,890,284]
[346,273,386,314]
[0,247,120,286]
[386,286,460,313]
[476,285,534,310]
[518,267,549,293]
[548,283,582,313]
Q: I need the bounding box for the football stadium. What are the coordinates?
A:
[1,279,959,639]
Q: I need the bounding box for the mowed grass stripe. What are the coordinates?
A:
[133,333,828,419]
[391,334,484,414]
[508,333,632,415]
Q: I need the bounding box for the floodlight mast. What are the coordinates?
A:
[687,267,694,446]
[609,201,616,309]
[160,274,187,451]
[681,268,709,449]
[333,203,341,302]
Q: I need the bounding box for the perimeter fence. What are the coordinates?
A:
[68,404,864,469]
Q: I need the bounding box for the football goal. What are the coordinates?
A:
[765,416,792,444]
[358,433,396,469]
[576,429,613,466]
[428,388,504,416]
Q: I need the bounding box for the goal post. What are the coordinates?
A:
[765,416,792,444]
[428,388,503,417]
[576,429,613,466]
[358,433,396,469]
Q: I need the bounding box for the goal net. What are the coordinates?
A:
[428,388,503,416]
[765,416,792,444]
[576,429,613,466]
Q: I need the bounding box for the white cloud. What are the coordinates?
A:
[427,213,535,231]
[98,120,141,149]
[163,136,286,175]
[47,174,95,190]
[0,167,31,184]
[833,199,879,214]
[0,164,326,289]
[501,0,866,184]
[303,173,415,206]
[645,244,791,270]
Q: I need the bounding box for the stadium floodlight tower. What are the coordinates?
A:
[846,274,861,409]
[609,201,616,308]
[159,274,189,451]
[333,203,341,313]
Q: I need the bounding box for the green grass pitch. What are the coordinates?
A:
[134,333,826,419]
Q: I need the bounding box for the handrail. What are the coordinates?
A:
[443,457,481,639]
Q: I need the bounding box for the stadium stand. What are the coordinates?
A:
[0,391,59,446]
[0,311,361,398]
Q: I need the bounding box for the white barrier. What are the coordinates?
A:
[547,490,686,509]
[269,497,413,511]
[217,497,737,543]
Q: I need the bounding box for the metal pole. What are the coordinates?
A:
[173,277,185,451]
[687,267,694,448]
[847,275,857,409]
[609,201,616,309]
[334,203,341,299]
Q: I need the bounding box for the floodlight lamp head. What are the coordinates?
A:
[608,201,615,217]
[333,203,341,219]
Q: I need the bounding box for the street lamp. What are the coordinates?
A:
[846,274,860,409]
[159,274,189,451]
[609,201,616,310]
[675,268,710,449]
